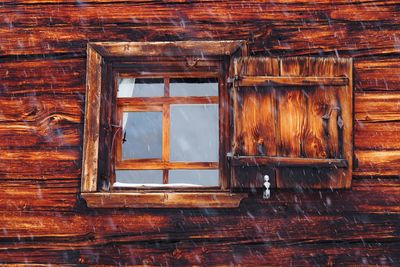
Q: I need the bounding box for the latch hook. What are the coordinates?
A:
[263,175,271,199]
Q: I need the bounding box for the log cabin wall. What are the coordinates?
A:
[1,0,400,265]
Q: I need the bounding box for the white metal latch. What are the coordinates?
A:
[263,175,271,199]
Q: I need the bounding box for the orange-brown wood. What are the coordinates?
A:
[91,41,246,58]
[1,1,400,264]
[230,156,347,168]
[116,96,218,106]
[81,45,103,192]
[233,57,279,157]
[232,57,353,189]
[116,161,219,170]
[238,76,348,87]
[82,192,247,208]
[162,78,170,184]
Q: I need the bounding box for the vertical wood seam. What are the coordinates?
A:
[162,78,170,184]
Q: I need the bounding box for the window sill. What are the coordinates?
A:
[81,192,247,208]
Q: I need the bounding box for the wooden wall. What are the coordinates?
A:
[1,0,399,264]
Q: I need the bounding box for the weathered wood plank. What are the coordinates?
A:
[2,1,400,26]
[0,241,399,265]
[0,180,399,243]
[0,148,80,179]
[0,179,398,264]
[0,12,399,57]
[354,91,400,155]
[2,0,400,7]
[81,45,102,192]
[355,56,400,91]
[83,192,247,208]
[91,40,245,57]
[0,179,79,211]
[230,156,347,168]
[355,91,400,123]
[0,95,82,124]
[0,123,82,148]
[0,178,398,212]
[0,24,268,56]
[354,150,400,176]
[238,76,348,87]
[0,58,85,95]
[355,122,400,150]
[265,22,400,57]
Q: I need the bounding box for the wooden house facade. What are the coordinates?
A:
[1,0,400,265]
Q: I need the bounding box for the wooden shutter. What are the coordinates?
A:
[229,57,353,189]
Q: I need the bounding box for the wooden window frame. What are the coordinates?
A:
[81,41,248,208]
[114,76,219,186]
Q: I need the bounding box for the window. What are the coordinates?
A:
[81,41,353,208]
[81,41,249,208]
[114,77,219,188]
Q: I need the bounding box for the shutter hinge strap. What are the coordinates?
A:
[227,75,241,84]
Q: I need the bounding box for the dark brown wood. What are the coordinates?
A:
[0,179,399,263]
[232,57,353,189]
[230,156,348,168]
[1,0,400,264]
[238,76,348,87]
[116,96,218,105]
[116,161,219,170]
[81,45,103,192]
[91,41,246,57]
[82,192,247,208]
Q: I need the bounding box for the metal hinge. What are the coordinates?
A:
[263,175,271,199]
[337,115,344,129]
[227,75,241,85]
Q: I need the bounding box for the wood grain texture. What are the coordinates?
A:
[83,192,247,208]
[0,148,80,179]
[0,2,399,56]
[238,76,348,87]
[91,40,246,57]
[0,58,85,95]
[81,45,102,192]
[233,57,279,156]
[1,0,400,264]
[355,91,400,123]
[231,156,347,168]
[354,150,400,176]
[233,57,352,188]
[355,56,400,91]
[0,179,399,264]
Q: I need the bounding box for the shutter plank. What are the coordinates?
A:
[276,88,306,157]
[276,57,352,188]
[233,57,279,156]
[232,57,279,188]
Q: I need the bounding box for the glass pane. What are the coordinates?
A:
[169,170,219,186]
[118,78,164,98]
[122,112,162,159]
[170,78,218,97]
[115,170,163,185]
[170,104,218,162]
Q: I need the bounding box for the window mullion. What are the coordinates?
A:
[162,78,170,184]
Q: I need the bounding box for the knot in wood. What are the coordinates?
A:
[185,57,199,68]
